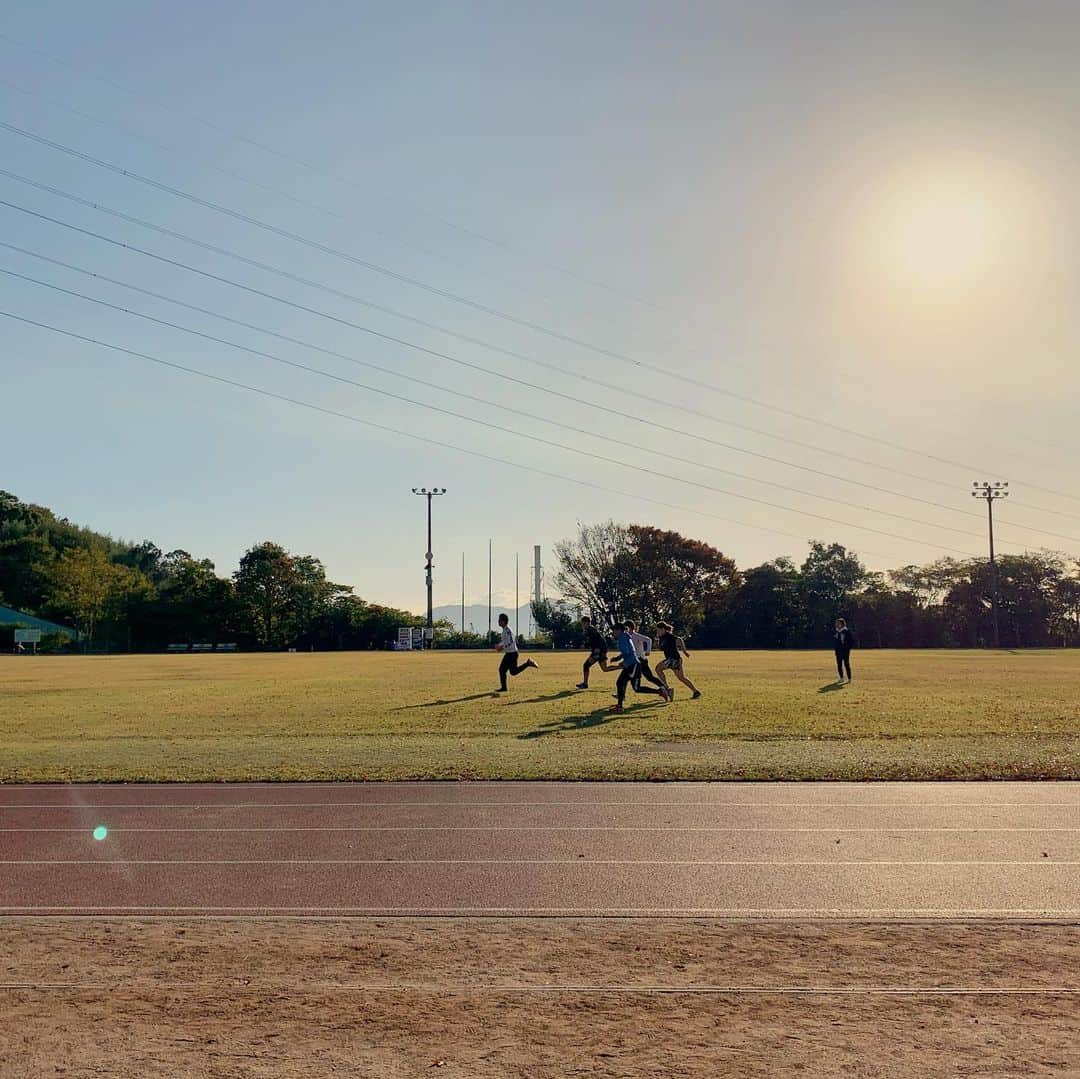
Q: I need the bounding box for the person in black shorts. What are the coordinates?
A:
[495,612,537,692]
[655,622,701,699]
[833,618,853,684]
[576,615,616,689]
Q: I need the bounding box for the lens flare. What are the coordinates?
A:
[92,825,108,841]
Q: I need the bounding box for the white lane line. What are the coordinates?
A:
[4,801,1079,809]
[2,906,1079,916]
[4,859,1079,866]
[1,982,1077,996]
[5,826,1080,833]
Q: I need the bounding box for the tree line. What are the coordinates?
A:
[5,492,1079,652]
[0,491,420,652]
[532,521,1080,649]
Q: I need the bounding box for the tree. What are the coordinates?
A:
[531,598,585,648]
[50,547,152,649]
[702,558,800,648]
[233,542,349,649]
[552,522,634,630]
[620,525,738,633]
[799,542,867,642]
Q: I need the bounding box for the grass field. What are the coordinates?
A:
[2,649,1078,782]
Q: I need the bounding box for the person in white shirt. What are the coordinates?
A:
[494,612,538,692]
[624,619,668,697]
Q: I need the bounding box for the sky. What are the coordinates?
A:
[2,0,1078,614]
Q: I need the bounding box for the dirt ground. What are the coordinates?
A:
[1,919,1077,1078]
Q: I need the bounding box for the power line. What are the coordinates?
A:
[4,78,1073,481]
[0,307,935,562]
[3,117,1077,507]
[0,73,582,318]
[0,32,659,310]
[0,275,981,557]
[4,186,1079,535]
[7,247,1079,554]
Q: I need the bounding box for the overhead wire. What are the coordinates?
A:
[0,307,943,563]
[5,247,1076,554]
[3,183,1079,534]
[2,116,1077,507]
[0,276,983,557]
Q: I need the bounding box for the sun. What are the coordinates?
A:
[845,155,1042,309]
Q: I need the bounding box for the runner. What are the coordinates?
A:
[494,612,537,692]
[626,619,665,694]
[611,622,670,713]
[833,618,854,684]
[655,622,701,699]
[576,615,616,689]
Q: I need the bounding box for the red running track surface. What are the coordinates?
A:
[2,782,1079,918]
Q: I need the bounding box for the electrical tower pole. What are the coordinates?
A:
[411,487,446,647]
[972,481,1008,649]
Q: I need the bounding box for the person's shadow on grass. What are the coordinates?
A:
[518,699,662,739]
[393,691,501,710]
[818,681,845,693]
[505,689,579,707]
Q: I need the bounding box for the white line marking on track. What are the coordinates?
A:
[4,859,1079,866]
[5,826,1080,833]
[1,982,1077,995]
[3,906,1079,916]
[5,801,1079,809]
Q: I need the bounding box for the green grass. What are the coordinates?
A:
[2,649,1078,781]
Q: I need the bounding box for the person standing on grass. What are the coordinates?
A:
[495,612,538,692]
[576,615,616,689]
[655,623,701,699]
[833,618,854,684]
[611,623,670,713]
[625,619,666,695]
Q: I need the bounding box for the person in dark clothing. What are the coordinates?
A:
[495,612,537,692]
[610,623,670,712]
[655,622,701,699]
[625,620,666,694]
[833,618,854,683]
[576,615,616,689]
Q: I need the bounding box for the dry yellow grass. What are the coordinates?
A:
[2,649,1078,781]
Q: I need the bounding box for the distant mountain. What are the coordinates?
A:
[432,603,536,634]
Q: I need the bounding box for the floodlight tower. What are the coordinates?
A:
[972,481,1008,649]
[412,487,446,645]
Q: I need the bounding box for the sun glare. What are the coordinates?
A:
[846,156,1043,310]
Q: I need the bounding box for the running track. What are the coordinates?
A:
[2,781,1079,918]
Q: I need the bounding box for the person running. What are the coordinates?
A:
[625,619,666,694]
[576,615,616,689]
[655,622,701,699]
[833,618,854,684]
[611,623,670,713]
[495,612,537,692]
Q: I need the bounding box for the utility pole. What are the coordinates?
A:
[461,552,465,636]
[487,538,493,643]
[411,487,446,647]
[972,481,1008,649]
[515,552,520,640]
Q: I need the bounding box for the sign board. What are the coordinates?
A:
[411,627,425,650]
[397,627,413,651]
[14,629,42,644]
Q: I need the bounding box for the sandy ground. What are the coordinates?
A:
[1,919,1077,1077]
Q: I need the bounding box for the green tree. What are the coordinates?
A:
[619,525,738,633]
[530,598,584,647]
[234,542,349,648]
[50,547,152,649]
[799,541,867,643]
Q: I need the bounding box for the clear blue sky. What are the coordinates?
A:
[2,1,1078,613]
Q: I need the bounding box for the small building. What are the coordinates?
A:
[0,605,77,641]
